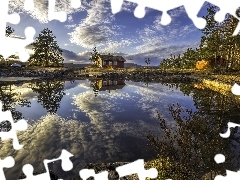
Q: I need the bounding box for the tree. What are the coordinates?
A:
[5,26,14,37]
[145,58,151,67]
[199,5,240,71]
[29,28,64,67]
[89,47,101,67]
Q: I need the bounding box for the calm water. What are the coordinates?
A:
[0,79,240,179]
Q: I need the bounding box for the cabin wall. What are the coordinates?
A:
[102,60,124,68]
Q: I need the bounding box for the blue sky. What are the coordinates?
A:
[7,0,210,66]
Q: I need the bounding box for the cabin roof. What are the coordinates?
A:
[99,55,126,62]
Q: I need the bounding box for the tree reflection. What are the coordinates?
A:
[90,79,101,97]
[31,81,65,114]
[147,83,240,179]
[0,83,31,131]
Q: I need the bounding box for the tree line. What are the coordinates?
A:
[159,4,240,72]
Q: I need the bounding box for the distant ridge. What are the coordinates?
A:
[124,63,142,68]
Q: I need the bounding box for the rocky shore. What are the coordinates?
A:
[0,68,201,83]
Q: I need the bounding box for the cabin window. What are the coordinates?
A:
[114,81,117,85]
[109,80,112,85]
[113,61,117,65]
[103,61,106,65]
[103,81,107,85]
[109,61,112,65]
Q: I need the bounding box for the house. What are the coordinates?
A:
[100,79,125,92]
[96,54,126,68]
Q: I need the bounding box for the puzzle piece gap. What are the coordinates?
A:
[7,13,20,25]
[214,154,226,164]
[71,0,81,9]
[116,159,158,180]
[134,5,146,18]
[161,12,171,26]
[0,156,15,180]
[24,0,34,11]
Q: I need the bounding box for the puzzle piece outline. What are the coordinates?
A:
[21,149,74,180]
[110,0,240,35]
[0,156,15,180]
[1,0,240,179]
[0,101,28,150]
[79,159,158,180]
[0,0,82,62]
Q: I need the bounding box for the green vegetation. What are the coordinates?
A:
[146,92,238,179]
[159,4,240,72]
[28,28,64,67]
[89,47,101,67]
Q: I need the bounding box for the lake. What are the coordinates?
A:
[0,78,240,179]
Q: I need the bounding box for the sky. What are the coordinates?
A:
[6,0,210,66]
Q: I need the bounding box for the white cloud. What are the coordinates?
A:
[8,0,86,23]
[65,24,77,29]
[123,7,201,64]
[68,0,133,51]
[61,49,85,63]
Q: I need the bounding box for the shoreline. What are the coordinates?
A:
[0,68,239,84]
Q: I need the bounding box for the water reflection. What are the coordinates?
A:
[147,82,240,179]
[31,81,65,114]
[90,79,126,96]
[0,80,238,179]
[0,83,31,122]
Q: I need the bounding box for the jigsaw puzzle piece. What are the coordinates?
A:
[0,156,15,180]
[116,159,158,180]
[132,0,184,24]
[0,26,35,61]
[79,169,109,180]
[54,149,74,171]
[0,0,36,62]
[48,0,67,22]
[0,101,28,150]
[71,0,81,9]
[0,0,20,36]
[219,122,240,138]
[21,149,74,180]
[24,0,35,11]
[22,164,50,180]
[111,0,195,25]
[215,170,240,180]
[204,0,240,35]
[207,0,240,22]
[111,0,124,14]
[182,0,207,29]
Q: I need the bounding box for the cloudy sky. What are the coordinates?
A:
[7,0,209,65]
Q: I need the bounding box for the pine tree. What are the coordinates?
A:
[29,28,64,67]
[89,47,101,67]
[145,58,150,67]
[199,4,222,61]
[5,26,14,37]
